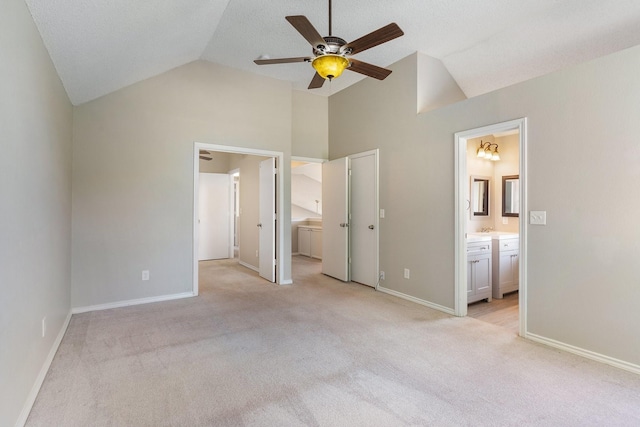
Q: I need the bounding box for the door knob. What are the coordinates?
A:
[257,223,262,228]
[368,225,374,230]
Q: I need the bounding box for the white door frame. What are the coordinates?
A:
[193,143,286,296]
[454,118,527,336]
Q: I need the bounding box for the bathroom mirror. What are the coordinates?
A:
[502,175,519,217]
[471,176,490,217]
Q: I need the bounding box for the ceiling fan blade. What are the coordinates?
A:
[199,150,211,154]
[344,23,404,55]
[285,15,325,48]
[308,72,326,89]
[348,59,392,80]
[199,156,212,161]
[254,57,310,65]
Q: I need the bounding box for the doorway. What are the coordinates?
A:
[454,119,527,336]
[192,143,287,296]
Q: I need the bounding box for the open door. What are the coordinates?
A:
[259,157,276,282]
[322,157,350,281]
[198,173,232,260]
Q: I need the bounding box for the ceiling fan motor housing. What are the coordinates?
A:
[313,36,351,56]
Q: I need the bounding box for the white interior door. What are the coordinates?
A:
[198,173,231,260]
[259,158,276,282]
[350,152,378,287]
[322,157,349,281]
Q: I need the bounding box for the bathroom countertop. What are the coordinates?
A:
[468,232,518,240]
[466,234,492,243]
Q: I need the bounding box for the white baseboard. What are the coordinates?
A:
[279,279,293,285]
[16,310,72,427]
[72,292,194,314]
[238,260,259,273]
[525,332,640,375]
[376,286,455,315]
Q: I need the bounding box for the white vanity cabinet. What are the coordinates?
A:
[467,239,492,304]
[298,225,322,259]
[492,236,519,298]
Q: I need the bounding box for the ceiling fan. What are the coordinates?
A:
[199,150,213,161]
[254,0,404,89]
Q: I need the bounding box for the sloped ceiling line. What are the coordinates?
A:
[24,0,640,105]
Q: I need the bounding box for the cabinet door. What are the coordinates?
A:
[511,252,519,286]
[311,229,323,259]
[499,250,517,287]
[298,228,311,256]
[475,255,492,294]
[467,259,475,297]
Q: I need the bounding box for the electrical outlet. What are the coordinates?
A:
[404,268,410,279]
[380,271,385,280]
[502,217,508,224]
[42,317,46,338]
[142,270,150,281]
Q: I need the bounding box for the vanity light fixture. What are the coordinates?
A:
[476,140,489,158]
[476,141,500,161]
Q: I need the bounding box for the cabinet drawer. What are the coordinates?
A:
[497,239,519,251]
[467,242,491,255]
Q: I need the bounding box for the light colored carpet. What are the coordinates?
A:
[27,256,640,426]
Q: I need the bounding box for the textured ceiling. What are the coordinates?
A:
[25,0,640,105]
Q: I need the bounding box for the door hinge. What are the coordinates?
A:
[348,257,352,263]
[273,259,277,266]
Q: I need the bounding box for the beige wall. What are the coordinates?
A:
[292,91,328,159]
[72,60,293,308]
[199,151,231,173]
[330,47,640,367]
[0,0,73,425]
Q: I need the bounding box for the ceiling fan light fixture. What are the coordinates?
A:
[312,54,350,80]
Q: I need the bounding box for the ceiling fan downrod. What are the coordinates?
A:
[328,0,332,36]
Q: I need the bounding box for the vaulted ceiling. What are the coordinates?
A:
[25,0,640,105]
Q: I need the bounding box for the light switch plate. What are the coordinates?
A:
[380,209,385,218]
[530,211,547,225]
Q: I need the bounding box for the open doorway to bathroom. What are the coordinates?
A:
[291,158,324,272]
[454,119,527,336]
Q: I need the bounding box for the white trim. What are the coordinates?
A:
[15,310,72,427]
[71,292,194,314]
[454,118,528,337]
[377,286,456,315]
[291,156,327,163]
[280,279,293,285]
[526,333,640,375]
[194,143,289,288]
[238,260,259,273]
